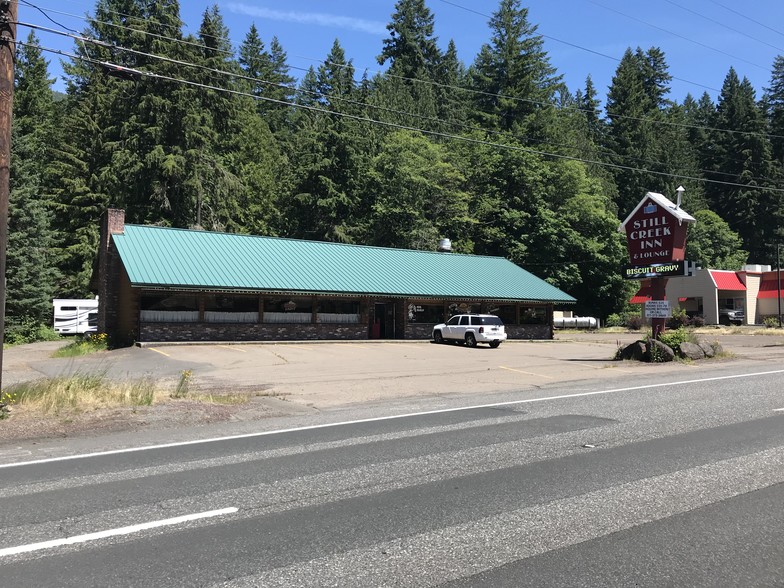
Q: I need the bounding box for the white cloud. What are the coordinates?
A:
[225,3,387,35]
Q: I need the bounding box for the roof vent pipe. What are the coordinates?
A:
[675,185,685,209]
[437,238,452,253]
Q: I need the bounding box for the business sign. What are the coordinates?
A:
[621,196,690,263]
[645,300,671,318]
[624,261,688,280]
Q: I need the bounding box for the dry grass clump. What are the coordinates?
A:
[4,370,251,418]
[8,373,159,415]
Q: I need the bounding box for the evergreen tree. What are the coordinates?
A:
[469,0,563,138]
[605,47,672,215]
[378,0,441,79]
[764,55,784,167]
[375,0,441,129]
[433,39,469,130]
[705,68,779,262]
[238,28,294,136]
[8,33,61,324]
[575,75,603,146]
[286,41,375,242]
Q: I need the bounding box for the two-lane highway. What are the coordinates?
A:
[1,369,782,586]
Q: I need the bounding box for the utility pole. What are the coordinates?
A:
[778,242,782,328]
[0,0,17,391]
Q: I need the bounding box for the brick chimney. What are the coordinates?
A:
[97,209,125,337]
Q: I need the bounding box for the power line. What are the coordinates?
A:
[17,0,236,57]
[435,0,721,93]
[17,38,784,196]
[661,0,784,53]
[20,17,784,157]
[32,1,781,145]
[586,0,769,72]
[707,0,784,40]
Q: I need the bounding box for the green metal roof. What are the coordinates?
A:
[112,225,576,303]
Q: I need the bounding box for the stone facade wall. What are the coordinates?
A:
[406,323,553,340]
[506,324,553,339]
[405,324,436,340]
[139,322,369,342]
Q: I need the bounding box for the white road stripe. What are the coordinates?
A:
[2,369,783,470]
[0,507,237,558]
[218,448,784,587]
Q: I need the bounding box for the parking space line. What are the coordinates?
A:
[578,363,636,374]
[774,408,784,412]
[217,345,247,353]
[499,365,554,379]
[147,347,170,357]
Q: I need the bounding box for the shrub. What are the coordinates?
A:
[0,391,17,419]
[605,313,624,328]
[690,315,705,327]
[626,314,644,331]
[171,370,192,399]
[4,317,61,346]
[666,307,690,329]
[763,316,781,328]
[658,327,694,356]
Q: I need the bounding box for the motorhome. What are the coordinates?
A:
[52,298,99,334]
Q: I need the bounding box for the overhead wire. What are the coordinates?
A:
[586,0,769,72]
[16,37,784,196]
[19,16,784,182]
[16,1,784,148]
[23,19,778,183]
[17,0,236,57]
[435,0,721,93]
[661,0,784,53]
[707,0,784,40]
[26,1,784,144]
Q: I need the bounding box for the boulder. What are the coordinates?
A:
[679,341,705,360]
[648,339,675,362]
[698,341,715,358]
[619,341,647,361]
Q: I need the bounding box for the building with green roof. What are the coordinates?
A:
[97,210,575,344]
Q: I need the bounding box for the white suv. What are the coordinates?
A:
[432,314,507,348]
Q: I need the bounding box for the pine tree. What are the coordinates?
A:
[764,55,784,167]
[7,33,61,325]
[705,68,779,262]
[605,47,673,215]
[375,0,441,129]
[378,0,441,79]
[469,0,563,137]
[286,41,372,242]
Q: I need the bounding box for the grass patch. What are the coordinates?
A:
[8,373,157,415]
[0,370,254,419]
[52,333,109,358]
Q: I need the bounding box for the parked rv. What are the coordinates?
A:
[52,299,98,334]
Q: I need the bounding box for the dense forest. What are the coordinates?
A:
[7,0,784,332]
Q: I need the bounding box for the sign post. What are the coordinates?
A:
[619,187,695,340]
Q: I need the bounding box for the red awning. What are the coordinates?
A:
[758,279,783,299]
[710,270,746,291]
[630,283,652,304]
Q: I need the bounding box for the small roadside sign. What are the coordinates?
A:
[645,300,671,318]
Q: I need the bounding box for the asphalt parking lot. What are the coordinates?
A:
[8,330,783,409]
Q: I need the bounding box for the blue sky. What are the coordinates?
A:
[20,0,784,104]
